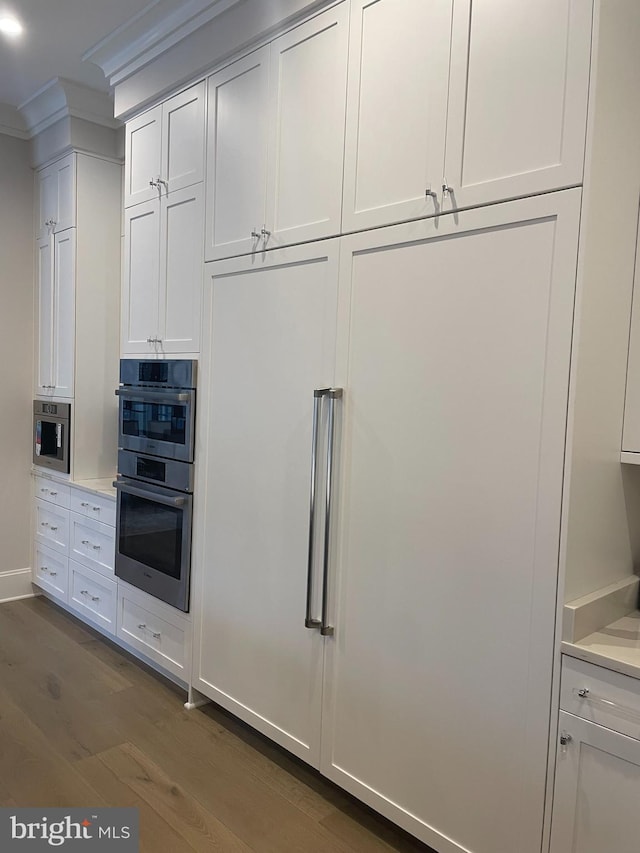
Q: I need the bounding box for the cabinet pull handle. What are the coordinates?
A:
[250,229,261,239]
[49,571,57,577]
[425,186,437,199]
[320,389,342,637]
[152,631,161,640]
[50,526,58,532]
[149,178,158,188]
[80,590,89,595]
[49,491,57,497]
[138,623,146,630]
[92,506,100,512]
[261,226,271,238]
[41,566,48,572]
[157,178,168,189]
[81,501,89,507]
[305,391,323,631]
[41,522,49,527]
[442,181,454,197]
[91,595,100,602]
[573,687,640,724]
[92,544,101,550]
[40,488,49,494]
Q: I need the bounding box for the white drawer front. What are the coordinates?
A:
[70,489,116,527]
[70,513,115,577]
[35,499,69,555]
[117,591,188,680]
[33,543,68,601]
[68,560,117,634]
[35,477,71,508]
[561,656,640,739]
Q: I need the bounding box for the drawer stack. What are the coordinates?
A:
[32,473,191,683]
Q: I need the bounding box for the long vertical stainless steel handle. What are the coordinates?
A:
[321,388,342,637]
[305,392,323,630]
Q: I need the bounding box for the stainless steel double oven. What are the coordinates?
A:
[114,359,196,612]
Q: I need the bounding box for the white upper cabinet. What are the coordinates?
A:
[343,0,592,231]
[205,46,271,261]
[265,4,349,248]
[342,0,452,233]
[124,81,205,207]
[442,0,592,213]
[36,154,76,240]
[205,2,349,261]
[35,229,75,398]
[122,184,203,354]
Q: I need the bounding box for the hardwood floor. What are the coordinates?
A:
[0,597,434,853]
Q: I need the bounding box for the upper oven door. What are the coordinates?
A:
[116,387,195,462]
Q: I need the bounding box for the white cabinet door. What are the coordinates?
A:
[442,0,592,212]
[122,200,160,354]
[205,46,270,261]
[36,155,76,239]
[550,711,640,853]
[162,81,205,194]
[194,240,339,765]
[124,105,162,208]
[265,3,348,248]
[36,236,54,394]
[341,0,452,232]
[320,191,581,852]
[158,183,204,353]
[52,229,75,398]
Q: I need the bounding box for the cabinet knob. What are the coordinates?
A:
[81,501,89,507]
[81,539,90,545]
[41,566,48,572]
[577,687,590,698]
[49,571,57,577]
[49,491,57,497]
[49,526,58,532]
[559,732,572,745]
[92,544,101,551]
[92,506,100,512]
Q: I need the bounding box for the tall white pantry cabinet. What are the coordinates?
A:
[109,0,640,851]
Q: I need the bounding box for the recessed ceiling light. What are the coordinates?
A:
[0,15,22,37]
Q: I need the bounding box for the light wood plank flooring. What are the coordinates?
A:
[0,597,434,853]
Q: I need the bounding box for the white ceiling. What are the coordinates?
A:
[0,0,159,107]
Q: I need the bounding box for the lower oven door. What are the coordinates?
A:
[114,478,192,612]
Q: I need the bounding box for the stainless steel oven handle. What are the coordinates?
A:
[115,388,191,404]
[113,480,187,507]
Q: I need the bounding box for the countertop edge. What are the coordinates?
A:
[561,639,640,681]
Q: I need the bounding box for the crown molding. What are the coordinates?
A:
[18,78,121,138]
[0,103,28,139]
[84,0,241,87]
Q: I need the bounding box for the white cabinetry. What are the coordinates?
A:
[36,229,75,397]
[194,191,580,850]
[551,658,640,853]
[122,183,204,354]
[204,2,348,261]
[124,82,205,208]
[342,0,592,231]
[34,152,121,480]
[35,154,75,240]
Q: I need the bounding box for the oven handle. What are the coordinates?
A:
[113,480,187,507]
[115,388,191,404]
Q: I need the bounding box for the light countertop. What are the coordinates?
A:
[33,468,116,500]
[562,611,640,681]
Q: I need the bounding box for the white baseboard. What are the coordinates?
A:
[0,568,34,603]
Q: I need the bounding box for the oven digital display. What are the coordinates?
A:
[138,362,169,383]
[137,457,166,482]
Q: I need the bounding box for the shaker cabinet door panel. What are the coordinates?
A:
[266,3,349,248]
[122,201,160,353]
[550,712,640,853]
[124,105,162,208]
[321,191,581,852]
[36,155,76,239]
[442,0,592,211]
[36,237,54,394]
[159,183,204,352]
[205,47,270,261]
[162,81,205,194]
[194,241,340,765]
[52,229,75,398]
[341,0,452,232]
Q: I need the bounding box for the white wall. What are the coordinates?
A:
[0,133,34,594]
